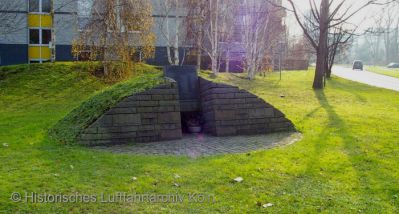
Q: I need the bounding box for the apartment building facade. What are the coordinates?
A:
[0,0,183,66]
[0,0,284,68]
[0,0,78,65]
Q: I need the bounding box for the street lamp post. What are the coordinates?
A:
[279,41,284,80]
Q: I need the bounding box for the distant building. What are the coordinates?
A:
[0,0,185,66]
[0,0,285,69]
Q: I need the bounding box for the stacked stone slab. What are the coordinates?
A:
[79,78,182,146]
[78,76,295,146]
[199,77,294,136]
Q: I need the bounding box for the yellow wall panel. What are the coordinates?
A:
[29,46,51,60]
[28,14,53,28]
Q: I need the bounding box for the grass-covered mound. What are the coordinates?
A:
[1,64,399,212]
[0,62,95,80]
[0,62,163,144]
[48,63,163,144]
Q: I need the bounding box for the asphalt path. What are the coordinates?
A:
[332,66,399,92]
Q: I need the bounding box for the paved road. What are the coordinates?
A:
[332,66,399,92]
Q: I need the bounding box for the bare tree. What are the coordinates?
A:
[359,0,399,65]
[364,15,384,65]
[0,0,26,38]
[326,25,355,78]
[219,2,238,73]
[242,0,283,80]
[394,18,399,61]
[185,0,236,76]
[185,0,207,72]
[156,0,186,65]
[186,0,283,77]
[382,5,395,63]
[72,0,155,81]
[284,0,392,89]
[205,0,221,75]
[380,2,399,63]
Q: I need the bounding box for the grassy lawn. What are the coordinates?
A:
[1,64,399,213]
[366,66,399,78]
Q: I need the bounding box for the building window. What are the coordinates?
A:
[29,29,51,45]
[29,0,40,12]
[42,29,52,44]
[29,29,40,44]
[29,0,52,13]
[42,0,52,13]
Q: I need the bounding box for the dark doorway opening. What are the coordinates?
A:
[181,111,204,134]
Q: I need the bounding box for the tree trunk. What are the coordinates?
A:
[376,34,381,65]
[248,62,256,80]
[314,49,327,89]
[247,55,256,80]
[173,0,180,65]
[385,32,391,64]
[103,61,109,76]
[173,46,179,65]
[197,33,202,72]
[225,49,230,73]
[326,45,337,79]
[211,57,218,76]
[326,68,332,78]
[394,22,399,60]
[313,0,329,89]
[326,61,332,79]
[211,0,219,75]
[166,46,173,65]
[165,2,173,65]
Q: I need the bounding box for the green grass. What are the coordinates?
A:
[1,65,399,213]
[49,66,162,145]
[366,66,399,78]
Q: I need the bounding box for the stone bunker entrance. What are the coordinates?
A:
[79,66,295,146]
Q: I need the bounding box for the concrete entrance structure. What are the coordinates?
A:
[79,68,294,146]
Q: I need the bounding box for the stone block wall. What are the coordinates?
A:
[79,79,182,146]
[199,78,294,136]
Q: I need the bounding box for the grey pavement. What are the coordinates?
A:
[92,132,302,158]
[332,66,399,92]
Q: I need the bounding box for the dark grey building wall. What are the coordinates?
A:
[56,45,74,61]
[0,44,28,66]
[0,45,74,65]
[0,45,189,66]
[147,47,188,66]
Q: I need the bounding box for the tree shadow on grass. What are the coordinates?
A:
[327,79,369,103]
[219,73,283,92]
[264,88,397,212]
[313,90,398,211]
